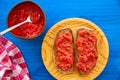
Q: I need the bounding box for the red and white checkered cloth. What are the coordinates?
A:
[0,36,31,80]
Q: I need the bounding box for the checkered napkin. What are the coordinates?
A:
[0,36,31,80]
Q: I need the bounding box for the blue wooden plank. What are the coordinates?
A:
[0,0,120,80]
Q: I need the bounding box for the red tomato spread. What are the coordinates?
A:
[7,1,45,39]
[76,29,97,73]
[55,29,73,71]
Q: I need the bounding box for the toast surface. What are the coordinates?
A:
[54,28,74,73]
[76,28,98,74]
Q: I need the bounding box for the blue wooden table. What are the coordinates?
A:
[0,0,120,80]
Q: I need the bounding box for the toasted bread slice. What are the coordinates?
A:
[53,28,74,74]
[76,27,98,74]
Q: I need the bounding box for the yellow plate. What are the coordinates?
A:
[41,18,109,80]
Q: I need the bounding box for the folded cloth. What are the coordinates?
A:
[0,36,31,80]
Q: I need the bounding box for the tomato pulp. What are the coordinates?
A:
[7,1,45,39]
[55,29,74,71]
[76,29,98,73]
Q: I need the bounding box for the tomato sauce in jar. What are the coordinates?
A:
[7,1,45,39]
[76,29,97,73]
